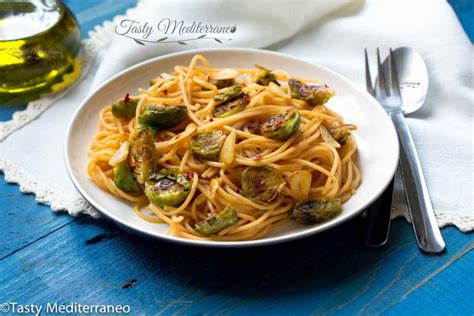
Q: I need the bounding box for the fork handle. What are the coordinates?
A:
[391,111,445,254]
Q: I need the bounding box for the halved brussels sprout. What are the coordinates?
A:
[213,94,250,118]
[288,78,335,105]
[241,166,284,203]
[213,85,242,103]
[260,110,300,141]
[112,93,138,119]
[145,169,192,207]
[255,65,279,86]
[129,127,157,184]
[138,104,187,129]
[194,205,238,235]
[291,198,341,225]
[330,124,357,145]
[212,79,235,89]
[113,161,141,192]
[190,131,226,161]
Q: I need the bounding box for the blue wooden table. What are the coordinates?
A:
[1,1,473,315]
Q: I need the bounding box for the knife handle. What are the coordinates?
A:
[364,176,395,247]
[391,111,445,254]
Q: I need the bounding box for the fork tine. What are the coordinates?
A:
[364,49,374,96]
[388,48,401,98]
[375,48,388,98]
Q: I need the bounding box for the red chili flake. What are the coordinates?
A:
[185,172,193,180]
[124,93,131,103]
[129,156,136,168]
[242,82,247,87]
[210,118,214,122]
[163,89,168,95]
[208,75,211,81]
[252,153,262,161]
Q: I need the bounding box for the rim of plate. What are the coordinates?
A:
[65,47,399,248]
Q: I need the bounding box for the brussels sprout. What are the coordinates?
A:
[255,65,279,86]
[213,94,250,118]
[260,110,300,141]
[113,161,141,192]
[212,79,235,89]
[194,205,238,235]
[138,104,187,129]
[291,198,342,225]
[145,169,192,207]
[129,127,157,184]
[288,78,335,105]
[241,166,284,203]
[330,124,357,145]
[112,93,138,119]
[190,131,226,161]
[213,85,242,103]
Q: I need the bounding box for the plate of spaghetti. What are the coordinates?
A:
[66,48,399,247]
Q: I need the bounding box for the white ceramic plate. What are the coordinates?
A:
[65,48,399,247]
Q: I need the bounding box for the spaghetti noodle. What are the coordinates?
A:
[87,54,360,241]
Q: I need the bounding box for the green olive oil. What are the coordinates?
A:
[0,0,81,105]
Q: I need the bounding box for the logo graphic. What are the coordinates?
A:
[400,80,421,89]
[0,303,10,312]
[115,18,236,46]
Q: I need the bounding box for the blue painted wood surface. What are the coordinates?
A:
[0,1,473,315]
[0,216,472,315]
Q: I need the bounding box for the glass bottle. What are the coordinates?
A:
[0,0,81,105]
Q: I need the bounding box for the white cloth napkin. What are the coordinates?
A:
[0,0,472,231]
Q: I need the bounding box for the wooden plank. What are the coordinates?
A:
[0,0,138,258]
[0,173,77,259]
[174,227,473,315]
[385,248,474,316]
[0,217,471,314]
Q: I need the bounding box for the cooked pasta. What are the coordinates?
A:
[87,54,360,241]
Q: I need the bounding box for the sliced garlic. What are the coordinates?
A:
[219,131,237,164]
[109,141,129,167]
[160,73,174,80]
[288,170,312,201]
[320,126,341,148]
[213,68,239,80]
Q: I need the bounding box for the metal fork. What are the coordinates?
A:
[363,48,398,247]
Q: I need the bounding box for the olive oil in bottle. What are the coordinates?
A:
[0,0,81,105]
